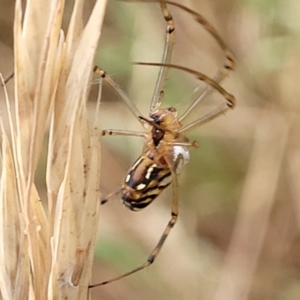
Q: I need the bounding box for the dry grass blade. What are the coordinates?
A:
[0,113,21,300]
[0,0,107,299]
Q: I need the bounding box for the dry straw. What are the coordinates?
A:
[0,0,107,299]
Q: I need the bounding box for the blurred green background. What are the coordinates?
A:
[1,0,300,299]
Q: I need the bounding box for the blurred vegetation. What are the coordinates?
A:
[1,0,300,299]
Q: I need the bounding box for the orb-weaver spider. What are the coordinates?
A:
[90,0,235,288]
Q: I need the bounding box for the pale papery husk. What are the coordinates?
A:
[0,0,106,299]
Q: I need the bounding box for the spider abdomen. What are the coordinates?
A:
[122,156,171,211]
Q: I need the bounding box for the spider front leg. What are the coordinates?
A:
[89,156,181,289]
[94,66,146,128]
[137,63,236,134]
[150,1,175,110]
[102,129,147,138]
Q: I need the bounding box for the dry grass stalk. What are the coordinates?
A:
[214,105,291,300]
[0,0,107,299]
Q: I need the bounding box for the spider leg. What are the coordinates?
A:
[89,155,181,289]
[102,129,147,138]
[135,63,235,134]
[130,0,235,121]
[162,1,235,122]
[169,141,199,148]
[150,2,175,111]
[179,102,231,134]
[119,0,175,110]
[93,66,145,128]
[100,189,122,205]
[138,63,235,107]
[100,129,147,204]
[3,72,14,84]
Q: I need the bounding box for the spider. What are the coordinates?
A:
[90,0,235,288]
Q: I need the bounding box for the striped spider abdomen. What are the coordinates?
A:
[122,156,172,211]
